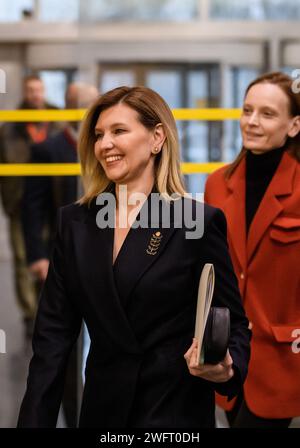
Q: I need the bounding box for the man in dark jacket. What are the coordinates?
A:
[0,75,61,338]
[22,82,98,277]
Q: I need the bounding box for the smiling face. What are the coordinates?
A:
[94,103,164,188]
[240,83,300,154]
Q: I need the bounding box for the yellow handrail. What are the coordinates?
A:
[0,108,241,122]
[0,108,234,175]
[0,162,227,176]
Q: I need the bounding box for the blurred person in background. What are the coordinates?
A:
[0,75,61,339]
[22,83,99,282]
[205,72,300,428]
[21,82,99,427]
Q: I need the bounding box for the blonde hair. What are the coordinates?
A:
[78,86,186,204]
[226,71,300,178]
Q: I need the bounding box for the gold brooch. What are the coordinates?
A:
[146,231,163,256]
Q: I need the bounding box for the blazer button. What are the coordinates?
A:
[240,272,245,280]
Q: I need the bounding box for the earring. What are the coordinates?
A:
[153,147,159,153]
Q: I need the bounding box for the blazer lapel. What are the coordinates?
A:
[71,201,141,354]
[247,151,297,262]
[113,194,177,308]
[223,160,247,272]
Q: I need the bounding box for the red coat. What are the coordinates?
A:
[205,151,300,418]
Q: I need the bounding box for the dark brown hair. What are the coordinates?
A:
[226,71,300,178]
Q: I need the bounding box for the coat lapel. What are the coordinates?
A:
[70,200,141,354]
[223,160,247,271]
[113,194,177,309]
[247,152,297,262]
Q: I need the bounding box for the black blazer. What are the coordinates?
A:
[18,195,251,428]
[22,129,78,263]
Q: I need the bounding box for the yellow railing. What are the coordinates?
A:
[0,108,237,175]
[0,108,241,122]
[0,162,226,176]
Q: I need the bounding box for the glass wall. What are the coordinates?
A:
[39,70,77,108]
[1,0,197,22]
[0,0,33,21]
[39,0,79,22]
[2,0,300,22]
[101,70,136,92]
[80,0,198,22]
[210,0,300,20]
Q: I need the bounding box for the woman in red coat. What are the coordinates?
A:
[205,72,300,427]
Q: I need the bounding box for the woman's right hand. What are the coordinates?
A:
[29,258,49,282]
[184,338,234,383]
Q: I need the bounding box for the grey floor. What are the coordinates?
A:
[0,202,66,428]
[0,205,29,428]
[0,201,299,428]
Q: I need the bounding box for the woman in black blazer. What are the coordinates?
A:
[18,86,251,428]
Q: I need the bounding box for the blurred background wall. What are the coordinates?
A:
[1,0,300,190]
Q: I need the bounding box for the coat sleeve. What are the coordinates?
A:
[17,207,82,427]
[200,206,251,400]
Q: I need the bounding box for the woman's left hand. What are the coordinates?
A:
[184,338,234,383]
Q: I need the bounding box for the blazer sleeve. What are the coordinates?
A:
[17,208,82,427]
[200,206,251,400]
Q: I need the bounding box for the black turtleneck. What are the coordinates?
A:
[246,146,285,234]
